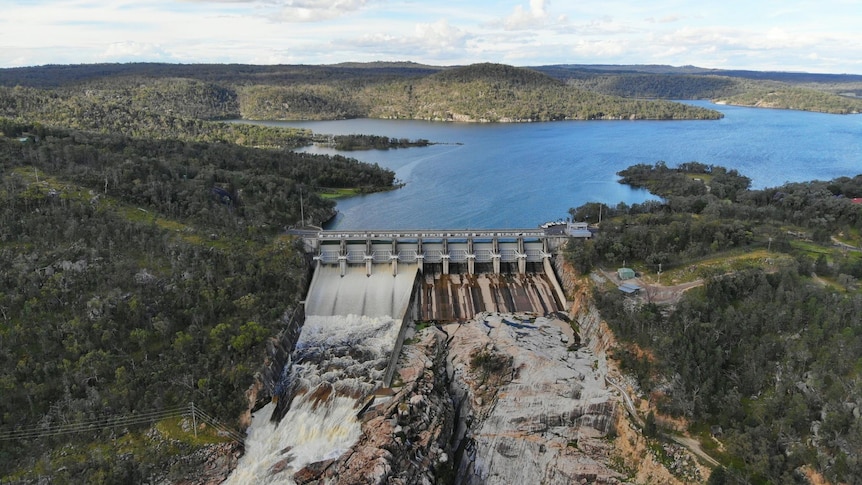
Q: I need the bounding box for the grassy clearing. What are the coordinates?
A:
[318,187,361,199]
[686,173,713,184]
[637,248,794,285]
[154,416,232,446]
[790,239,834,257]
[837,227,862,247]
[10,167,93,203]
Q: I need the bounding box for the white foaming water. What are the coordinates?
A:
[225,313,402,484]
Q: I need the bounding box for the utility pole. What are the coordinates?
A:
[190,402,197,438]
[658,263,662,284]
[299,186,305,228]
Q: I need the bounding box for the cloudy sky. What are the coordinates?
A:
[2,0,861,73]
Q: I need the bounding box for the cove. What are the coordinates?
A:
[237,101,862,230]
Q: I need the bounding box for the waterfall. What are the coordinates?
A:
[225,313,401,483]
[226,264,418,483]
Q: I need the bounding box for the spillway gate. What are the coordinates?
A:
[303,227,585,277]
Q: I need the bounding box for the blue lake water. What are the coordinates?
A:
[239,101,862,229]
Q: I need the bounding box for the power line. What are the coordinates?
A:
[0,403,243,444]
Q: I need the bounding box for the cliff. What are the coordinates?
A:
[215,254,712,484]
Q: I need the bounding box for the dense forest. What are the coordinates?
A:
[2,60,862,482]
[320,134,432,151]
[0,116,395,479]
[567,162,862,484]
[233,63,723,122]
[715,86,862,114]
[1,62,723,124]
[4,62,862,124]
[533,65,862,114]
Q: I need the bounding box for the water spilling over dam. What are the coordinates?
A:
[228,227,581,483]
[227,261,419,482]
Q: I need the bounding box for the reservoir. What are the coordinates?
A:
[237,101,862,229]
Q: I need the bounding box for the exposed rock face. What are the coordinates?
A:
[305,308,625,485]
[264,307,306,423]
[167,442,242,485]
[220,251,710,484]
[304,330,456,485]
[446,312,623,484]
[274,268,675,484]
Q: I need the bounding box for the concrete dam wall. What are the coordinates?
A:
[305,259,565,322]
[302,228,574,322]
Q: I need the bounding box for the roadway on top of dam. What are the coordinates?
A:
[289,222,592,242]
[319,228,547,240]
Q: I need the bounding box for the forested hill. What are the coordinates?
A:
[4,61,862,121]
[534,64,862,114]
[567,162,862,484]
[0,62,722,123]
[0,110,399,481]
[0,61,443,88]
[360,63,722,121]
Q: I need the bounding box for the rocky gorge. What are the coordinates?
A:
[215,255,714,485]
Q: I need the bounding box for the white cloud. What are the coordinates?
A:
[1,0,862,73]
[268,0,370,22]
[502,0,566,30]
[414,19,468,52]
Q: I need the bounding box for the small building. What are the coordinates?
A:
[565,221,592,238]
[617,267,636,280]
[619,283,641,295]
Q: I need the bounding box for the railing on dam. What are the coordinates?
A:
[300,224,591,276]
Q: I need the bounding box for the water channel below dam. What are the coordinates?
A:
[227,258,566,483]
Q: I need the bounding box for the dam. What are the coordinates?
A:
[302,225,588,321]
[227,225,584,483]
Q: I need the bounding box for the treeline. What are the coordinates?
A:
[567,162,862,483]
[570,162,862,273]
[361,64,723,122]
[4,62,861,124]
[0,62,441,89]
[326,134,431,150]
[0,82,314,147]
[566,73,744,100]
[1,63,724,124]
[0,117,395,481]
[233,64,724,122]
[0,121,395,230]
[716,85,862,114]
[535,65,862,114]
